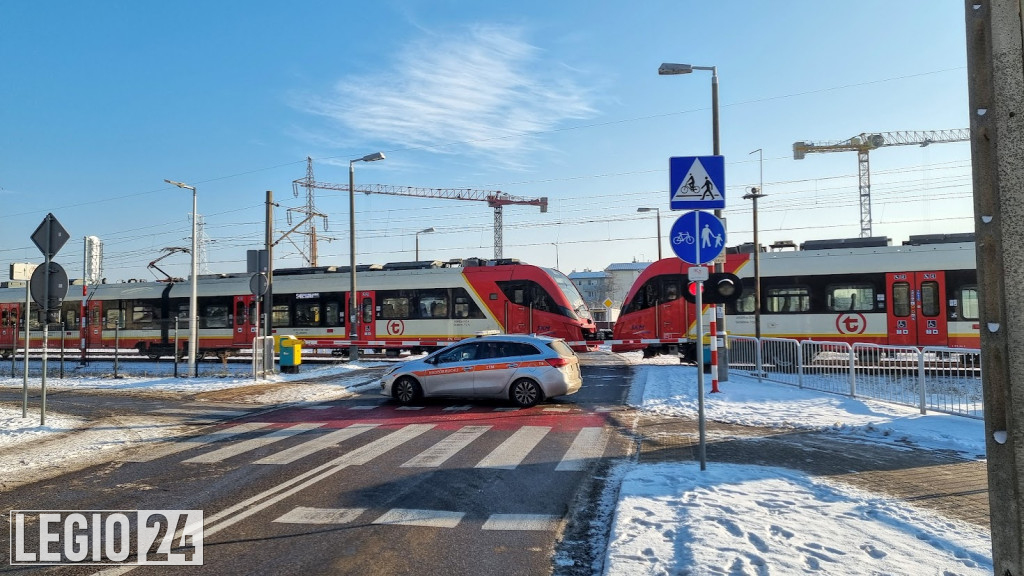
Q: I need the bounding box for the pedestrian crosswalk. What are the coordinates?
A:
[132,404,613,475]
[132,403,616,536]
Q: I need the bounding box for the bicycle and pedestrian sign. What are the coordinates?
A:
[670,210,727,265]
[669,155,725,210]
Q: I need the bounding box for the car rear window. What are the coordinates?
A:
[502,342,540,357]
[547,340,576,358]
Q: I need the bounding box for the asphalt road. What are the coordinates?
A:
[0,352,638,575]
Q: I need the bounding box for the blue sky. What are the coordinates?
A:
[0,2,972,281]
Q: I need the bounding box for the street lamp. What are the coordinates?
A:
[744,149,766,341]
[637,207,662,260]
[163,178,198,378]
[349,152,385,361]
[549,242,560,270]
[660,61,728,379]
[415,227,435,260]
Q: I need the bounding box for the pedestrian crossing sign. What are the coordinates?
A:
[669,155,725,210]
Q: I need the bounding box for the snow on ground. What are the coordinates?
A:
[0,353,994,574]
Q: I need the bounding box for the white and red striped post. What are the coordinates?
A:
[710,304,720,393]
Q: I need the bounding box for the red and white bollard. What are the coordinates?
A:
[710,305,720,393]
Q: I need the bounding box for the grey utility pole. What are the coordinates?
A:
[965,0,1024,572]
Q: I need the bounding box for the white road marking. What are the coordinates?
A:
[396,406,425,411]
[482,514,561,531]
[401,426,491,468]
[183,423,323,464]
[475,426,550,470]
[273,507,366,524]
[304,405,335,410]
[122,422,272,462]
[149,408,249,421]
[203,424,435,536]
[542,406,571,412]
[493,407,520,412]
[349,405,378,410]
[254,424,378,465]
[373,509,464,528]
[555,427,610,471]
[442,405,473,411]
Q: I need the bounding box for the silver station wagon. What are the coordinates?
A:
[380,333,583,407]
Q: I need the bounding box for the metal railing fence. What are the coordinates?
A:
[726,336,983,419]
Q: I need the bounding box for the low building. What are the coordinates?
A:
[569,261,650,337]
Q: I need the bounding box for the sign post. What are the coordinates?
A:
[29,213,70,425]
[688,265,708,471]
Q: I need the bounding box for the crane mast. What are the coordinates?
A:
[793,129,970,237]
[294,157,548,260]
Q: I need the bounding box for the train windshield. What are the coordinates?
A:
[542,268,593,321]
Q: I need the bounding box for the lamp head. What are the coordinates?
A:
[658,63,693,75]
[360,152,385,163]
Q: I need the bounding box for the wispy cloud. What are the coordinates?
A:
[297,24,596,165]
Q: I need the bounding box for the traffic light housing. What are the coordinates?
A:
[682,272,743,304]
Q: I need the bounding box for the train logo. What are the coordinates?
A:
[836,313,867,335]
[387,320,405,336]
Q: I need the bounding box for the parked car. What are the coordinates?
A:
[379,333,583,407]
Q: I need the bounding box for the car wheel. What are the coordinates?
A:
[393,376,422,405]
[510,378,542,408]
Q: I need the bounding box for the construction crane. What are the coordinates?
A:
[793,129,971,238]
[293,157,548,260]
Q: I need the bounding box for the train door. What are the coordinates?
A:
[232,296,255,347]
[354,290,376,342]
[886,271,948,347]
[0,303,19,352]
[85,300,103,349]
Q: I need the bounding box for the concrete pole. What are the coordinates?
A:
[965,0,1024,572]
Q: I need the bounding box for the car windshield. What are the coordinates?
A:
[542,268,592,320]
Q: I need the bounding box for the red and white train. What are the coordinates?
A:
[612,234,980,361]
[0,258,597,359]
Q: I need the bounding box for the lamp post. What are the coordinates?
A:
[549,243,560,270]
[659,61,728,379]
[636,207,662,260]
[744,149,765,342]
[415,227,435,260]
[164,179,198,377]
[349,152,385,361]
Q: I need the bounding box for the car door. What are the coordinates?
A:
[420,342,481,397]
[473,341,534,395]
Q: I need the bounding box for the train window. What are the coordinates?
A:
[235,301,248,325]
[324,301,341,327]
[826,284,875,312]
[453,288,485,319]
[380,297,409,320]
[959,286,979,320]
[295,301,321,327]
[419,291,448,319]
[1,309,8,327]
[497,280,556,314]
[105,309,122,329]
[765,286,810,313]
[272,304,290,326]
[203,305,230,329]
[361,298,373,323]
[663,280,681,302]
[920,281,940,317]
[132,304,157,329]
[735,291,756,314]
[891,283,911,317]
[65,310,77,328]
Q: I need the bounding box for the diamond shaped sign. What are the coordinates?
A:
[31,213,70,259]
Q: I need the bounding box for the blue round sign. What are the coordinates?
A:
[670,211,726,265]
